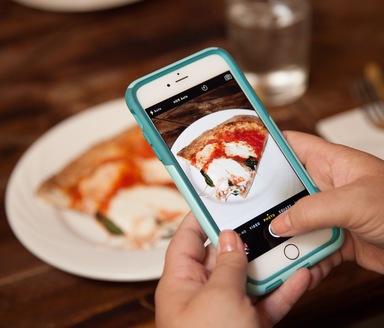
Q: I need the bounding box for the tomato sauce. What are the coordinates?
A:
[194,129,267,172]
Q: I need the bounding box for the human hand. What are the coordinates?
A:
[271,131,384,288]
[156,212,311,328]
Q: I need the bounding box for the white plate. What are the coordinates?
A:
[171,109,305,230]
[13,0,144,12]
[5,98,170,281]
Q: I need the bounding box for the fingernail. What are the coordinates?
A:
[271,213,292,235]
[218,230,241,253]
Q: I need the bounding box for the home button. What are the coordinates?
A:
[284,244,300,260]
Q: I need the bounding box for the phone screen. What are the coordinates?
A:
[143,71,308,262]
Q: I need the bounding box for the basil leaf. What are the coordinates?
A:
[200,170,215,187]
[244,157,258,170]
[96,212,125,235]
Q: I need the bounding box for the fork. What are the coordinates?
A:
[353,78,384,129]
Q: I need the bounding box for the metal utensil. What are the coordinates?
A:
[353,63,384,129]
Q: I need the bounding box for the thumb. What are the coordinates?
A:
[208,230,248,291]
[271,183,365,236]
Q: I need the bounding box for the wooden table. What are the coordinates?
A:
[1,0,383,326]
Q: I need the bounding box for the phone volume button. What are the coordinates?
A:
[143,131,163,162]
[142,131,154,148]
[153,147,164,162]
[130,112,144,130]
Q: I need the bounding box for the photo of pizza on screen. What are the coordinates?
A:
[172,109,269,202]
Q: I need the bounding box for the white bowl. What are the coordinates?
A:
[13,0,144,12]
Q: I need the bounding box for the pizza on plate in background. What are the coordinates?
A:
[37,125,189,249]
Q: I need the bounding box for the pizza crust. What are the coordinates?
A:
[177,114,267,161]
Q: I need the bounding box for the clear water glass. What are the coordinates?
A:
[226,0,311,106]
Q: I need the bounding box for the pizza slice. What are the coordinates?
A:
[177,114,268,201]
[37,125,189,249]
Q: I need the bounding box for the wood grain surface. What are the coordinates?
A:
[1,0,383,326]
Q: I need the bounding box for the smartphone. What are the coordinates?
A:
[125,47,344,295]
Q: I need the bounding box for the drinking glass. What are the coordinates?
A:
[226,0,311,106]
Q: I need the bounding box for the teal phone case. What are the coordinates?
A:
[125,47,344,295]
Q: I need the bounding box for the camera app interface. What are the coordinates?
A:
[145,71,308,261]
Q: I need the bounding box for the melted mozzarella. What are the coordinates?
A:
[225,141,256,159]
[206,158,251,188]
[107,186,189,246]
[79,162,123,214]
[195,143,218,170]
[139,158,173,184]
